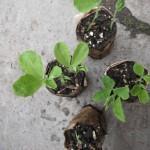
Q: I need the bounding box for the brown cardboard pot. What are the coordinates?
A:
[45,60,88,97]
[76,7,117,59]
[64,105,106,150]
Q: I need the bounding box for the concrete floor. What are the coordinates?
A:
[0,0,150,150]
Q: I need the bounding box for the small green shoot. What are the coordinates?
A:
[111,0,125,29]
[74,0,125,30]
[13,42,89,97]
[131,63,150,104]
[93,75,129,122]
[54,42,89,73]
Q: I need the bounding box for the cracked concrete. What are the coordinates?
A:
[0,0,150,150]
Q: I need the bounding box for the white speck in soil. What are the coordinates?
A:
[97,40,102,44]
[89,41,92,45]
[93,131,96,140]
[99,33,104,38]
[92,44,95,48]
[89,31,94,36]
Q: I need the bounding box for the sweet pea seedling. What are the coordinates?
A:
[13,51,63,97]
[54,42,89,73]
[131,63,150,104]
[13,42,89,97]
[93,75,129,122]
[74,0,125,30]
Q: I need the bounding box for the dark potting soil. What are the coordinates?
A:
[64,123,103,150]
[45,61,87,97]
[76,8,117,51]
[106,61,147,89]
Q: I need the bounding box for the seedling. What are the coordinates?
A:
[12,42,89,97]
[131,63,150,104]
[74,0,125,30]
[93,75,129,122]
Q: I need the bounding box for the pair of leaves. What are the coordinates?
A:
[74,0,100,13]
[131,84,150,104]
[115,0,125,12]
[93,75,129,122]
[46,66,62,89]
[54,42,89,71]
[13,51,44,97]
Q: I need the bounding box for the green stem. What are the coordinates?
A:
[110,9,117,30]
[87,2,102,31]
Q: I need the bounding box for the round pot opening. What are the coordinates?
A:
[45,60,88,97]
[76,6,117,59]
[64,105,106,150]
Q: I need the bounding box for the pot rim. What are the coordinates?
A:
[104,60,135,75]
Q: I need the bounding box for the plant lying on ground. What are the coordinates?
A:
[93,63,150,122]
[74,0,125,30]
[12,42,89,97]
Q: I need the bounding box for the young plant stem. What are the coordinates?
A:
[87,2,102,31]
[110,9,117,30]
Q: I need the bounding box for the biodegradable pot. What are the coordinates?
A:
[105,60,148,102]
[76,7,117,59]
[45,60,88,97]
[64,105,106,150]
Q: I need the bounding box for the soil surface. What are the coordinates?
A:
[64,105,106,150]
[106,61,147,89]
[65,123,102,150]
[46,60,88,97]
[76,8,117,51]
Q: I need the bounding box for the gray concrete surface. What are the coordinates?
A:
[0,0,150,150]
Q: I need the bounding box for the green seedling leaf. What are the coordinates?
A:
[46,79,57,89]
[114,86,129,100]
[77,65,88,73]
[13,74,42,97]
[71,42,89,67]
[115,0,125,12]
[64,76,71,80]
[19,51,44,79]
[54,42,71,67]
[49,66,62,79]
[112,97,125,122]
[93,89,111,102]
[143,75,150,84]
[101,75,115,89]
[74,0,100,13]
[133,63,144,77]
[131,84,142,96]
[138,89,150,104]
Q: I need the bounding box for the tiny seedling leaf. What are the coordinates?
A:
[130,84,142,96]
[71,42,89,67]
[74,0,100,13]
[101,75,115,89]
[115,0,125,12]
[138,89,150,104]
[93,89,111,102]
[46,79,57,89]
[133,63,144,77]
[143,75,150,84]
[49,66,62,79]
[19,51,44,79]
[54,42,71,67]
[114,86,129,100]
[13,74,42,97]
[112,97,125,122]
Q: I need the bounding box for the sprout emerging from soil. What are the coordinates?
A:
[93,62,150,122]
[12,42,89,97]
[74,0,125,30]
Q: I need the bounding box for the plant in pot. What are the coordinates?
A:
[12,42,89,97]
[64,105,106,150]
[74,0,125,59]
[93,61,150,122]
